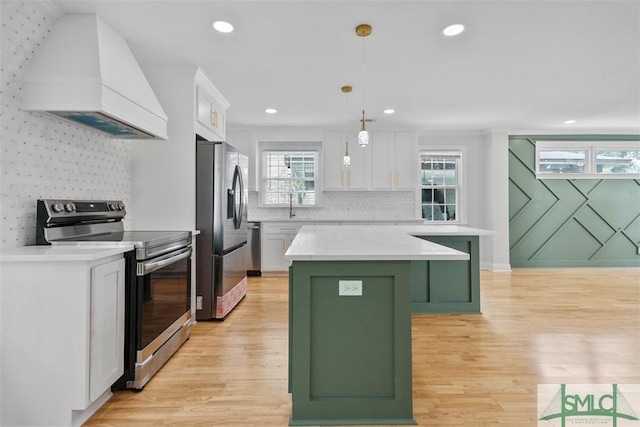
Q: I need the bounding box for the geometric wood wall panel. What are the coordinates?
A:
[509,136,640,268]
[534,219,603,261]
[509,180,532,222]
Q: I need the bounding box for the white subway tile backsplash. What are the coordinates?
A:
[248,191,416,221]
[1,1,133,248]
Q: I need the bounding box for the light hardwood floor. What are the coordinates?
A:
[85,269,640,426]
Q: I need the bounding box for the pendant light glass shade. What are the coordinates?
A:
[358,130,369,147]
[343,142,351,167]
[358,110,369,147]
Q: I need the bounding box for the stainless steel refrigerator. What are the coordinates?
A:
[196,138,249,320]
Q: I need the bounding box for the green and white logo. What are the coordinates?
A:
[538,384,640,427]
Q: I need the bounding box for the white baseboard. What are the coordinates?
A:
[480,262,512,272]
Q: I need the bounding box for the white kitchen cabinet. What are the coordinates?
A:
[195,70,229,142]
[323,132,368,190]
[261,223,306,273]
[89,260,125,402]
[371,132,416,190]
[262,234,292,271]
[0,249,126,427]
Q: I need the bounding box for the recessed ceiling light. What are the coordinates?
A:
[212,21,234,33]
[441,23,465,37]
[265,108,277,114]
[383,109,395,114]
[563,119,577,124]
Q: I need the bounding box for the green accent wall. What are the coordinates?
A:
[509,135,640,268]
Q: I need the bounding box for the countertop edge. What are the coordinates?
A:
[0,245,135,262]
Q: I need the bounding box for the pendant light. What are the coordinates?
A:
[341,85,352,167]
[356,24,372,148]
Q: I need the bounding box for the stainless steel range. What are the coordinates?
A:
[36,199,192,390]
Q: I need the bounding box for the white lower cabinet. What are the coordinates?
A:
[261,223,304,273]
[262,234,294,271]
[0,252,125,427]
[90,260,125,402]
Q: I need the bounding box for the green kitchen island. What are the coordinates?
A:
[285,225,476,426]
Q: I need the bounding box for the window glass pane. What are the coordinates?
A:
[596,150,640,174]
[538,150,586,173]
[420,153,460,222]
[299,192,316,205]
[262,150,318,205]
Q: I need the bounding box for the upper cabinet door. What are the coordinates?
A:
[393,132,416,190]
[195,71,229,141]
[323,132,368,190]
[371,132,395,189]
[371,132,416,190]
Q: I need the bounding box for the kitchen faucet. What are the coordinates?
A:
[289,193,296,218]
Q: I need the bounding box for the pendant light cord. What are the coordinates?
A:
[345,89,349,139]
[345,88,350,157]
[361,36,366,116]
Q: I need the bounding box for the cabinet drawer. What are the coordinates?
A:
[262,223,305,234]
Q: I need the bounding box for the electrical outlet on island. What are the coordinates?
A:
[339,280,363,296]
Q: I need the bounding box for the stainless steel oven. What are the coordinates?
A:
[36,199,192,390]
[133,246,191,387]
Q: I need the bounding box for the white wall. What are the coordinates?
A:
[0,1,133,249]
[480,130,511,271]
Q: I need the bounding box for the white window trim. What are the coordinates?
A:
[535,141,640,179]
[418,149,465,224]
[258,141,323,207]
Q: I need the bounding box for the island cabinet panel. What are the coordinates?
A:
[410,235,481,313]
[288,261,416,426]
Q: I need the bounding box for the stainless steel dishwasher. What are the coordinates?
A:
[247,221,261,276]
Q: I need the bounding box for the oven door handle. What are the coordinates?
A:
[137,247,192,276]
[145,241,191,259]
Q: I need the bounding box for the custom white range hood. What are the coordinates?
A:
[21,14,168,140]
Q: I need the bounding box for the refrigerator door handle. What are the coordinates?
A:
[232,165,244,230]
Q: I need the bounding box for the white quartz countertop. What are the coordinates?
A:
[0,245,134,262]
[285,225,477,261]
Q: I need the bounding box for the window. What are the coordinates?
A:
[420,152,461,221]
[261,150,319,206]
[536,141,640,179]
[596,150,640,174]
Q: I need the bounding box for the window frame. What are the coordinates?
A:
[418,150,463,223]
[258,141,322,207]
[535,141,640,179]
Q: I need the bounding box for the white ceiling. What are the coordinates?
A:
[51,0,640,133]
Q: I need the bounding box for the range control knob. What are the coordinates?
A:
[64,203,75,212]
[118,203,125,210]
[109,203,118,211]
[51,203,64,213]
